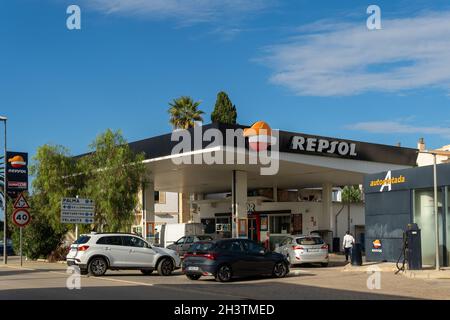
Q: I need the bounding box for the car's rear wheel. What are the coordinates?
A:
[88,257,108,277]
[187,274,201,281]
[273,262,289,278]
[216,265,232,283]
[141,269,154,276]
[158,258,174,276]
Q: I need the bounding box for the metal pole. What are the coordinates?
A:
[75,195,79,239]
[433,154,440,271]
[3,119,7,265]
[20,227,23,267]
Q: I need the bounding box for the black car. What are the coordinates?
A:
[182,239,289,282]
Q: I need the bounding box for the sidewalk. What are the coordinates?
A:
[342,259,450,280]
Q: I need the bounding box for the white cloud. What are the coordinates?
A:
[259,11,450,96]
[84,0,274,25]
[345,121,450,138]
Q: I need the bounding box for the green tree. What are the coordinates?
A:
[11,199,67,260]
[341,186,362,233]
[81,129,146,232]
[9,145,81,260]
[31,145,83,230]
[168,96,204,129]
[211,91,237,124]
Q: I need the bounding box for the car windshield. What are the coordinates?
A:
[296,237,324,245]
[74,236,91,245]
[189,242,215,253]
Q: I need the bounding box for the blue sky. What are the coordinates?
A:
[1,0,450,161]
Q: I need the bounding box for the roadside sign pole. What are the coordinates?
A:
[75,195,79,239]
[20,227,23,267]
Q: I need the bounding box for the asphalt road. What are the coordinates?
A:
[1,257,450,300]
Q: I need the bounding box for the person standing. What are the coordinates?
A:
[343,232,356,262]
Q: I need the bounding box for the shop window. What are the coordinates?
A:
[447,188,450,266]
[201,219,216,234]
[414,188,444,266]
[270,215,291,235]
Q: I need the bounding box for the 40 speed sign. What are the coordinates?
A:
[12,208,31,228]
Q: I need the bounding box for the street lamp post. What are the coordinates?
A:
[433,154,439,271]
[0,116,7,265]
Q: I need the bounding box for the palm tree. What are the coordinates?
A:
[341,185,362,234]
[168,96,204,129]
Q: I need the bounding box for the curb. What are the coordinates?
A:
[35,259,67,265]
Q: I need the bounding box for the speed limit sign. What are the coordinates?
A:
[12,209,31,228]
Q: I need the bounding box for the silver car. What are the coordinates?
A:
[275,235,329,267]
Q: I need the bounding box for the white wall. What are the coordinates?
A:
[333,202,365,241]
[155,192,179,214]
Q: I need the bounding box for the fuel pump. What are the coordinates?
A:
[396,223,422,274]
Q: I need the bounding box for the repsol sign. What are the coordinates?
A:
[290,136,357,157]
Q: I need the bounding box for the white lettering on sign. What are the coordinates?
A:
[380,170,392,192]
[291,136,357,157]
[61,197,95,225]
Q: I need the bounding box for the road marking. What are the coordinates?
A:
[94,276,155,287]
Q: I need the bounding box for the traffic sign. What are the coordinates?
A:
[13,193,30,209]
[61,197,95,225]
[12,208,31,228]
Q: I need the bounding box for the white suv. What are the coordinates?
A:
[66,233,181,277]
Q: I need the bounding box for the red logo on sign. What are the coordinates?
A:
[8,155,26,168]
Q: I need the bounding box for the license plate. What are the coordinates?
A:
[188,266,200,271]
[307,249,320,253]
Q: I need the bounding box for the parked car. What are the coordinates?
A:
[275,235,329,267]
[159,223,205,248]
[66,233,181,277]
[183,239,290,282]
[0,240,14,256]
[167,235,214,257]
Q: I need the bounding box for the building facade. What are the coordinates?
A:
[364,163,450,267]
[122,122,417,250]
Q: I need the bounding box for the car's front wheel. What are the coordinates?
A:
[273,261,289,278]
[187,274,201,281]
[215,265,232,283]
[157,258,174,276]
[88,257,108,277]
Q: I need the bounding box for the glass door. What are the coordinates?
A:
[414,189,444,267]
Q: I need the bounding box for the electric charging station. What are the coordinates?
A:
[405,224,422,271]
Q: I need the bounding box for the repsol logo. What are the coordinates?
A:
[290,136,357,157]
